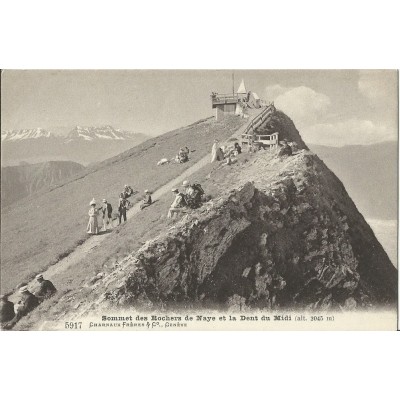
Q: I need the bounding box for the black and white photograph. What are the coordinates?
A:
[1,69,398,331]
[1,2,399,400]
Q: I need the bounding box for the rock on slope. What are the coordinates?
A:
[60,113,397,317]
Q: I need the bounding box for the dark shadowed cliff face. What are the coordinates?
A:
[70,149,396,315]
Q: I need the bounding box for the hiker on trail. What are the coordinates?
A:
[211,139,224,163]
[234,142,242,154]
[101,199,113,231]
[182,180,205,209]
[167,188,186,219]
[140,189,153,210]
[87,198,99,234]
[118,193,129,224]
[0,294,15,325]
[278,139,292,157]
[34,274,56,301]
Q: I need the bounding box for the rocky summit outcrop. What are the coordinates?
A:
[67,146,397,317]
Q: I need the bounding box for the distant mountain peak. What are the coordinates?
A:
[66,125,138,141]
[2,125,143,142]
[1,128,54,141]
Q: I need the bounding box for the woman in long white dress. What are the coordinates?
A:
[211,139,219,162]
[87,198,99,234]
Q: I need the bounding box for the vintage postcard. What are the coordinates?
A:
[1,69,398,330]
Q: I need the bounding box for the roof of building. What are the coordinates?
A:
[251,92,260,100]
[237,79,247,94]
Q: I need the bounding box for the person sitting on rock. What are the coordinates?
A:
[140,190,153,210]
[278,139,292,157]
[0,294,15,326]
[182,180,205,209]
[167,188,187,219]
[34,274,57,301]
[5,285,40,329]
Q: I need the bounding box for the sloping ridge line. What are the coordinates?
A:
[27,109,270,284]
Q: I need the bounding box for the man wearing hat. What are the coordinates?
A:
[0,294,15,325]
[167,188,186,219]
[12,285,39,323]
[34,274,57,301]
[140,190,153,210]
[101,199,113,231]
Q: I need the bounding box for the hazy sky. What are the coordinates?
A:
[1,69,398,146]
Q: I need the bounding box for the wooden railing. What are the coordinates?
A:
[241,104,278,148]
[211,93,239,103]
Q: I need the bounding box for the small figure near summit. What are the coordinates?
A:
[211,139,224,163]
[278,139,292,157]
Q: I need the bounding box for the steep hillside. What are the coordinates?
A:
[1,115,247,293]
[1,161,85,208]
[18,148,396,328]
[308,142,397,220]
[74,151,397,314]
[10,110,397,329]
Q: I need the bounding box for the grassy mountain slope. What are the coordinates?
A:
[16,145,397,329]
[1,115,246,293]
[1,161,85,208]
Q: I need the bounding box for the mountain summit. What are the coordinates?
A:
[61,112,396,315]
[9,110,396,330]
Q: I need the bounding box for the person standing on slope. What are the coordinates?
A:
[87,198,99,234]
[118,193,128,224]
[101,199,113,231]
[211,139,223,163]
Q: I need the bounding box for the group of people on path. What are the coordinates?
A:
[87,184,153,235]
[211,139,242,164]
[1,274,56,329]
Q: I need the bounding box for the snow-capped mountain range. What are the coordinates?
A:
[1,128,53,141]
[1,125,141,142]
[1,125,149,166]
